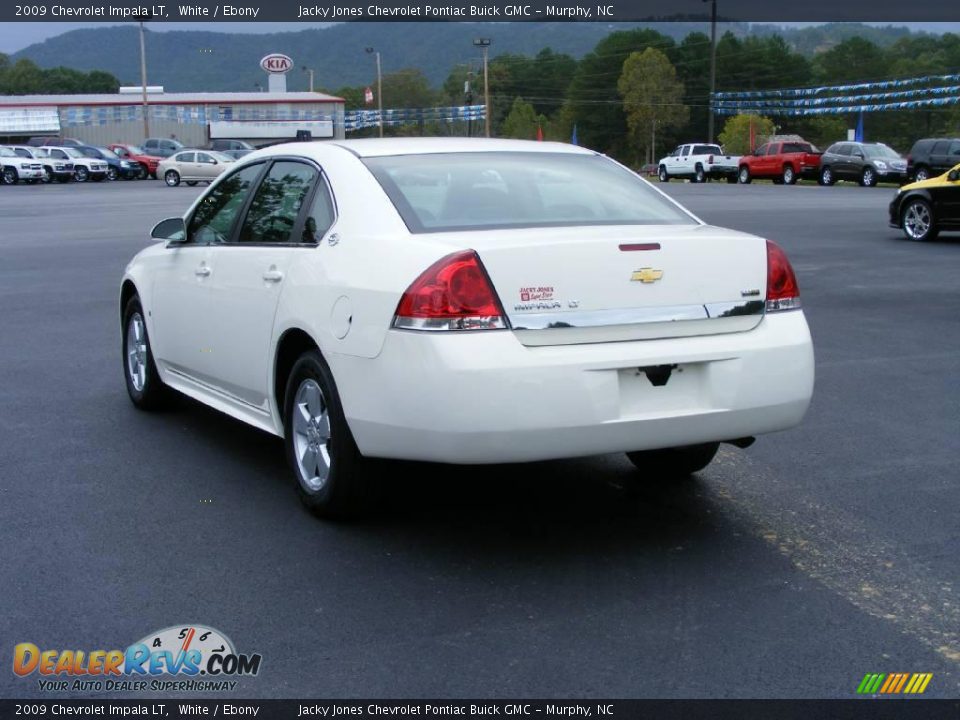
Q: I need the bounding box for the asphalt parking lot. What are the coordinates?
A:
[1,179,958,699]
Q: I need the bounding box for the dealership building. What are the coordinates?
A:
[0,90,346,146]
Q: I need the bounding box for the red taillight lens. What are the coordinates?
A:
[708,154,714,164]
[393,250,507,331]
[766,240,801,312]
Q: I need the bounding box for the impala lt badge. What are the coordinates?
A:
[631,268,664,284]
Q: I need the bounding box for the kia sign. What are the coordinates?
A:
[260,54,293,75]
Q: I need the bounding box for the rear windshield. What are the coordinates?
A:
[362,152,696,233]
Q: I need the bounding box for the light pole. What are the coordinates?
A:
[703,0,718,143]
[138,19,150,139]
[473,38,491,138]
[365,47,383,138]
[302,66,314,93]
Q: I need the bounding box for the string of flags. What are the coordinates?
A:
[713,72,960,116]
[345,105,486,131]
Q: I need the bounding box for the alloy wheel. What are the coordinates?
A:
[126,313,148,392]
[903,201,932,240]
[292,379,333,492]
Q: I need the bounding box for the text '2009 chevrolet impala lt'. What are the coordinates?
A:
[120,138,814,517]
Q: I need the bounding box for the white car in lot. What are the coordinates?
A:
[0,146,45,184]
[120,138,814,517]
[158,150,234,186]
[658,143,740,183]
[38,146,109,182]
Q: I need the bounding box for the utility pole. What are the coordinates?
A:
[704,0,718,143]
[465,70,475,138]
[139,19,150,140]
[366,47,383,137]
[473,38,491,137]
[302,66,314,93]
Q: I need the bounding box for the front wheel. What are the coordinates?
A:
[75,166,89,182]
[2,167,18,185]
[658,165,669,183]
[626,442,720,479]
[738,166,751,184]
[901,198,938,242]
[41,167,53,184]
[106,167,119,181]
[914,166,931,182]
[284,351,369,518]
[164,170,180,187]
[122,297,169,410]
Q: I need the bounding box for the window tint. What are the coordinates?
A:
[175,152,195,163]
[363,152,696,234]
[197,152,214,164]
[301,178,336,244]
[833,144,850,156]
[753,145,768,156]
[14,148,31,158]
[237,161,318,244]
[949,141,960,156]
[932,141,950,154]
[187,163,263,245]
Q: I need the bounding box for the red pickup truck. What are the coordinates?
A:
[738,140,822,185]
[108,143,162,179]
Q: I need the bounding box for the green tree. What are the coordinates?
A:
[618,48,689,165]
[717,114,776,155]
[501,98,542,140]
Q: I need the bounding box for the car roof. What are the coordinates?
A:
[316,137,597,159]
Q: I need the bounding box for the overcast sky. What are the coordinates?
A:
[1,21,959,55]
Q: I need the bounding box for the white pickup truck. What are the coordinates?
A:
[657,143,740,183]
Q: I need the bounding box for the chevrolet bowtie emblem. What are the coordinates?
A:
[631,268,664,283]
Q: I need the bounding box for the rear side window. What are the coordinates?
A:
[949,141,960,156]
[363,152,695,234]
[237,161,318,244]
[932,141,950,154]
[188,163,263,245]
[176,152,195,163]
[753,145,768,156]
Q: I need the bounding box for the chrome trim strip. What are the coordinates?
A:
[511,300,765,331]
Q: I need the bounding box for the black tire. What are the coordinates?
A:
[186,180,198,186]
[901,198,938,242]
[738,166,751,184]
[819,166,835,186]
[658,165,669,183]
[139,167,148,180]
[75,166,89,182]
[3,167,18,185]
[626,442,720,479]
[149,171,157,180]
[122,296,170,410]
[41,167,53,184]
[694,164,705,183]
[164,170,180,187]
[860,166,878,187]
[106,167,119,181]
[55,175,71,183]
[284,350,369,518]
[913,166,931,182]
[782,164,797,185]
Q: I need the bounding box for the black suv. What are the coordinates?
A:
[819,142,907,187]
[906,138,960,182]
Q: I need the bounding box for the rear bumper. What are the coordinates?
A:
[331,311,815,464]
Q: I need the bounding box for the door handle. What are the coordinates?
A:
[195,265,211,277]
[262,268,284,283]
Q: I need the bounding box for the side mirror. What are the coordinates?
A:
[151,217,186,243]
[949,169,960,182]
[211,159,218,165]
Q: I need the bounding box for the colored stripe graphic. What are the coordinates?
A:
[857,673,886,694]
[857,673,932,694]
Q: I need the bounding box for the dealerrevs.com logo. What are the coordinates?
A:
[13,624,262,693]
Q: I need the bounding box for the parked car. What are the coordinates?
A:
[906,137,960,182]
[819,142,907,187]
[38,146,108,182]
[76,145,144,181]
[657,143,739,183]
[738,140,822,185]
[889,162,960,242]
[209,139,256,160]
[143,138,185,158]
[157,150,234,187]
[109,144,162,179]
[120,138,814,517]
[26,136,82,147]
[0,146,45,184]
[10,145,73,183]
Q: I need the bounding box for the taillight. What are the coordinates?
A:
[708,154,714,164]
[765,240,801,312]
[393,250,508,331]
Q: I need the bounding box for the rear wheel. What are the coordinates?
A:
[738,166,751,184]
[860,166,878,187]
[2,167,18,185]
[782,165,796,185]
[694,164,706,183]
[164,170,180,187]
[901,198,938,242]
[658,165,669,183]
[284,351,369,518]
[122,296,169,410]
[626,442,720,479]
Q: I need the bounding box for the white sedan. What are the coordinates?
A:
[158,150,234,187]
[120,138,814,517]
